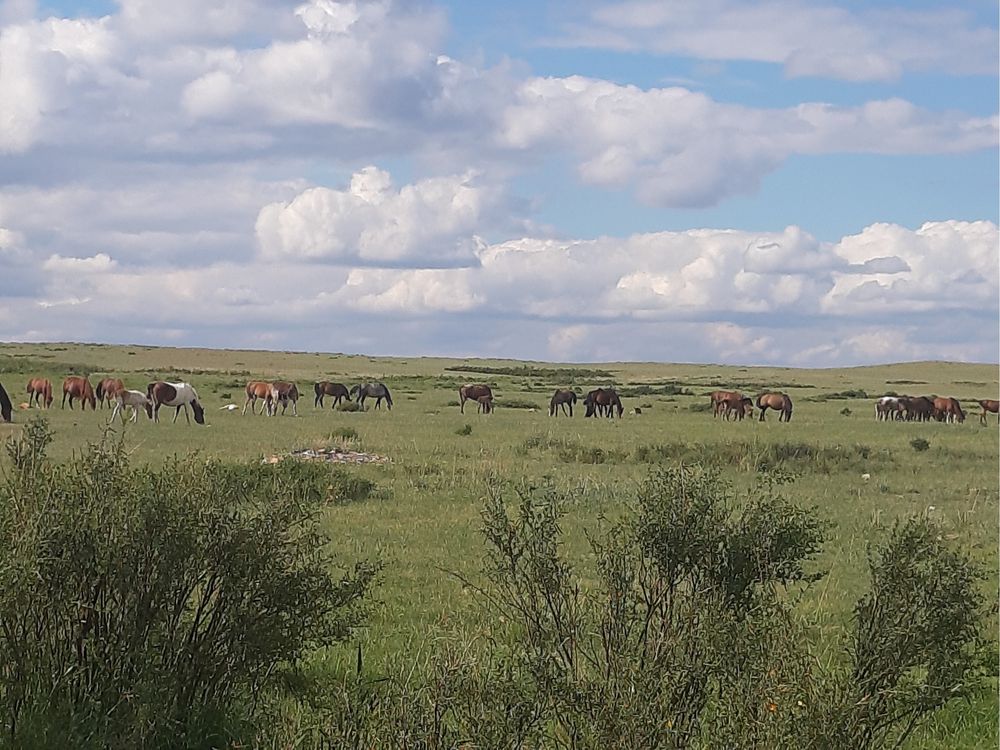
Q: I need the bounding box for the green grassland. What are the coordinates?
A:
[1,342,998,748]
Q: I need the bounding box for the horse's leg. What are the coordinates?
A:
[460,395,465,414]
[759,406,766,421]
[172,405,181,423]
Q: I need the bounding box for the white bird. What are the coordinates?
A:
[219,403,238,411]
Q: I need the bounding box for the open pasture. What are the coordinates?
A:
[0,342,997,747]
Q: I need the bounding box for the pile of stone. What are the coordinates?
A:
[264,447,390,465]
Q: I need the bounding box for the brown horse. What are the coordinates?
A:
[978,399,999,426]
[459,384,492,414]
[268,382,299,416]
[900,396,934,422]
[932,397,965,423]
[477,394,494,414]
[709,390,741,418]
[314,381,350,408]
[0,382,11,422]
[584,388,624,418]
[757,392,792,422]
[723,395,754,421]
[62,376,96,410]
[549,389,577,417]
[243,380,272,415]
[26,378,53,409]
[95,378,125,408]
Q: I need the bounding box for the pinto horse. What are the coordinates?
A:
[110,389,150,423]
[26,378,53,409]
[314,381,350,408]
[268,382,299,416]
[875,396,902,421]
[977,399,998,426]
[0,382,11,422]
[549,389,577,417]
[459,384,492,414]
[62,376,96,410]
[146,381,205,424]
[243,381,273,415]
[95,378,125,408]
[757,393,792,422]
[351,382,393,410]
[584,388,623,418]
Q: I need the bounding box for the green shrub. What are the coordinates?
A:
[0,418,378,747]
[337,400,362,412]
[910,437,931,452]
[455,424,473,436]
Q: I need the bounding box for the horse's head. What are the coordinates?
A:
[191,399,205,425]
[350,384,361,396]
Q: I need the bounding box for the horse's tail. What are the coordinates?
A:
[570,392,577,404]
[756,394,766,409]
[383,386,393,408]
[95,380,104,401]
[0,383,11,422]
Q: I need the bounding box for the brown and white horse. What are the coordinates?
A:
[459,384,492,414]
[314,381,350,408]
[146,381,205,424]
[95,378,125,408]
[268,382,299,416]
[62,376,96,410]
[756,392,793,422]
[110,389,150,423]
[26,378,53,409]
[243,380,273,415]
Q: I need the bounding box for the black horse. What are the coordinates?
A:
[315,381,350,408]
[549,389,577,417]
[350,382,393,410]
[0,382,11,422]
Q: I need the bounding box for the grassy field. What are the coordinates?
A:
[1,341,997,748]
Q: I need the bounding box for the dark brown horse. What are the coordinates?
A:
[0,382,11,422]
[723,395,753,421]
[549,389,577,417]
[757,392,792,422]
[314,381,350,408]
[95,378,125,409]
[709,390,741,418]
[900,396,934,422]
[459,384,492,414]
[978,399,999,426]
[268,382,299,416]
[584,388,624,418]
[26,378,53,409]
[146,381,205,424]
[62,376,96,410]
[243,380,272,415]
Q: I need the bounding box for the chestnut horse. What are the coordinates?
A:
[268,382,299,416]
[549,389,577,417]
[62,376,96,410]
[459,384,492,414]
[977,399,998,426]
[95,378,125,409]
[932,397,965,423]
[26,378,53,409]
[243,380,272,415]
[314,381,350,408]
[709,390,741,418]
[0,382,11,422]
[757,392,792,422]
[584,388,623,418]
[723,395,753,421]
[146,381,205,424]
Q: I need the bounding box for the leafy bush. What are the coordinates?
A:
[455,424,473,436]
[0,418,378,747]
[910,437,931,452]
[337,400,362,412]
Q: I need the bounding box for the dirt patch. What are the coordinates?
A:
[264,447,390,465]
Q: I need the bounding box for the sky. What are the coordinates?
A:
[0,0,997,366]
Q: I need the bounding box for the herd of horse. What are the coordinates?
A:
[1,376,997,430]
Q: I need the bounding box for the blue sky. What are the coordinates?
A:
[1,0,997,364]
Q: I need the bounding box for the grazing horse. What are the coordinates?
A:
[977,399,999,426]
[584,388,624,418]
[62,376,96,410]
[459,384,492,414]
[549,389,577,417]
[110,389,150,423]
[351,382,393,410]
[268,382,299,416]
[243,380,273,415]
[0,382,11,422]
[477,394,494,414]
[709,390,741,418]
[932,397,965,423]
[26,378,53,409]
[875,396,902,421]
[146,381,205,424]
[723,396,754,421]
[901,396,934,422]
[757,393,792,422]
[314,381,350,408]
[95,378,125,408]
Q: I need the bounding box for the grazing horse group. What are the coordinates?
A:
[875,395,970,423]
[584,388,624,418]
[709,390,754,421]
[459,384,492,414]
[243,380,301,416]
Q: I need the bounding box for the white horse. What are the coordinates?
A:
[110,389,150,423]
[147,381,206,424]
